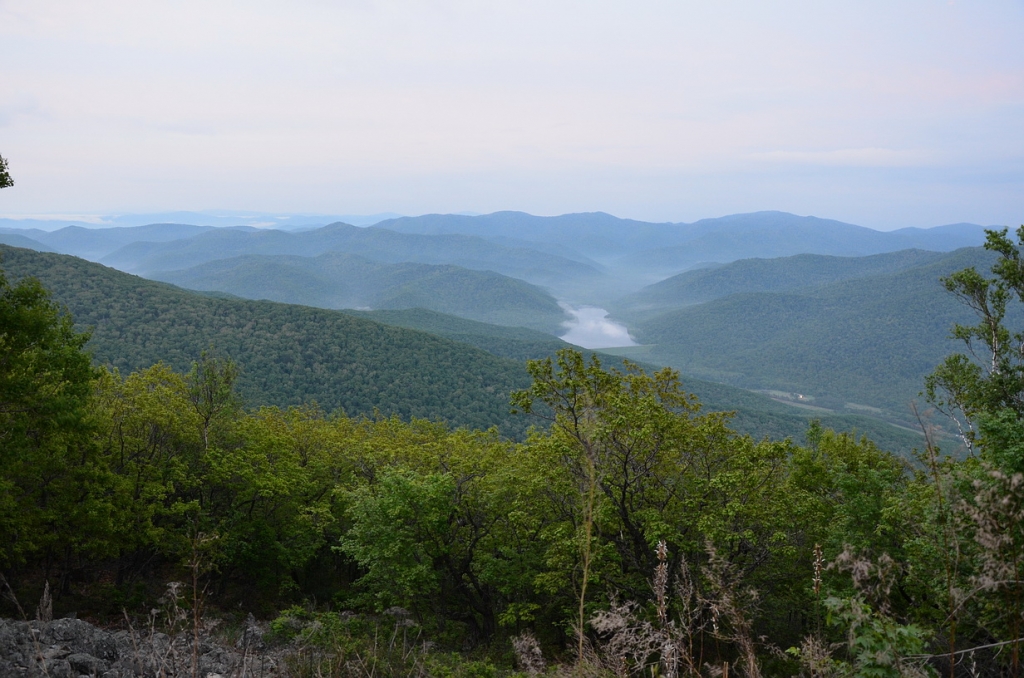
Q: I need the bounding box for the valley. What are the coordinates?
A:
[0,209,993,450]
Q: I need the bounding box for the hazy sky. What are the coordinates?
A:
[1,1,1022,229]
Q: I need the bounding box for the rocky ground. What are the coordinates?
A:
[0,615,282,677]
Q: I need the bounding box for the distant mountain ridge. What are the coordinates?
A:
[375,211,992,295]
[94,222,603,290]
[2,210,991,309]
[4,210,991,265]
[380,210,990,262]
[0,232,54,252]
[0,211,399,231]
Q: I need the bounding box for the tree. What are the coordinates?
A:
[186,350,240,451]
[336,419,540,643]
[511,349,800,667]
[926,226,1024,450]
[0,154,12,189]
[0,264,106,574]
[924,225,1024,675]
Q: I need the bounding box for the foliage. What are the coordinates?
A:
[0,154,12,189]
[512,350,809,667]
[822,595,935,678]
[0,265,107,567]
[271,607,506,678]
[927,227,1024,450]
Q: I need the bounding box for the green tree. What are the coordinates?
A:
[0,154,12,189]
[0,265,109,576]
[186,350,240,451]
[92,363,203,584]
[512,349,804,664]
[926,226,1024,451]
[337,418,544,644]
[922,225,1024,675]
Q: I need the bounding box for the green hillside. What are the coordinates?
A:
[341,307,575,363]
[154,251,571,334]
[614,249,948,321]
[631,247,996,423]
[0,245,535,437]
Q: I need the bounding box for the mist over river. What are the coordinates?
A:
[559,306,637,349]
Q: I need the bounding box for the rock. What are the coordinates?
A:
[67,651,109,674]
[0,616,283,677]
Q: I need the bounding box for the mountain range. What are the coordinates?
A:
[0,209,1002,445]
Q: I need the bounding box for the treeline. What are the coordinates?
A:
[4,233,1024,678]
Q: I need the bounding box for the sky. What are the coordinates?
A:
[1,0,1022,230]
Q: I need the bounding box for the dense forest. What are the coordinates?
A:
[3,228,1024,677]
[0,246,535,437]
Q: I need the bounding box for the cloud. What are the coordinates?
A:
[748,148,937,168]
[0,1,1020,226]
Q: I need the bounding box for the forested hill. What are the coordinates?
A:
[339,307,575,363]
[342,307,925,452]
[0,245,534,437]
[614,249,949,321]
[629,247,998,420]
[151,251,571,334]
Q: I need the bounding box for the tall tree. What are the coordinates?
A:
[0,265,105,573]
[927,225,1024,450]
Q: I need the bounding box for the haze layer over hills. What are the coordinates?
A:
[2,210,987,300]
